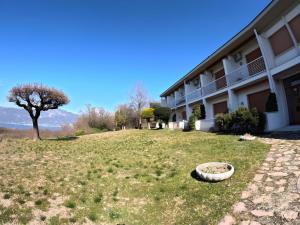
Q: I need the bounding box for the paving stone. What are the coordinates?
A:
[273,166,282,171]
[277,186,285,193]
[265,186,274,192]
[275,179,287,185]
[251,210,273,217]
[268,172,288,177]
[218,215,236,225]
[253,174,264,182]
[265,177,273,182]
[233,202,247,214]
[252,195,271,204]
[280,210,298,221]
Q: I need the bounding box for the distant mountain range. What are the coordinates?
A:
[0,106,78,130]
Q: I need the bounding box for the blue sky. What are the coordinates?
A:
[0,0,271,113]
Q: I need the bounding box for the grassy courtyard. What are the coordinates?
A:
[0,130,269,225]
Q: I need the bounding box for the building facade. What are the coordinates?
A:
[160,0,300,131]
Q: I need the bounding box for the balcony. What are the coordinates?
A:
[201,56,266,97]
[168,99,176,108]
[202,76,227,96]
[186,88,202,102]
[167,57,267,106]
[175,95,186,106]
[227,56,266,86]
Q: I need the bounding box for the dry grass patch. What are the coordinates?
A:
[0,130,269,224]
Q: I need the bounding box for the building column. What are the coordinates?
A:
[228,89,239,112]
[254,29,276,92]
[184,81,192,119]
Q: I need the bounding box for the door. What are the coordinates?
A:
[214,69,226,90]
[284,74,300,124]
[213,101,228,116]
[248,89,270,113]
[182,111,187,120]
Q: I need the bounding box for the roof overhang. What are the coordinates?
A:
[160,0,296,97]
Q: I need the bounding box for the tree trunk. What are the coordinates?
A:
[32,118,41,141]
[139,116,142,129]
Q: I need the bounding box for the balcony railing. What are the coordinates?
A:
[175,95,186,106]
[186,88,202,102]
[163,99,175,108]
[227,56,266,86]
[165,57,267,106]
[201,56,266,97]
[202,76,227,96]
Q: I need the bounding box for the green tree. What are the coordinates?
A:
[188,104,206,130]
[141,108,154,129]
[154,106,171,128]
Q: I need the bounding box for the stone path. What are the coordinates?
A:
[219,133,300,225]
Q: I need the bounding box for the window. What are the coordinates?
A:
[269,26,294,56]
[213,101,228,116]
[288,14,300,43]
[248,89,270,113]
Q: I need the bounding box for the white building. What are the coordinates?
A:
[160,0,300,132]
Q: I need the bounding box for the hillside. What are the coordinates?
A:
[0,106,78,129]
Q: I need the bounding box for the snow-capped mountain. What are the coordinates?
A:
[0,106,78,130]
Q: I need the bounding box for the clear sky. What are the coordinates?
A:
[0,0,271,113]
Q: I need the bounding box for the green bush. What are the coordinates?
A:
[75,129,85,136]
[215,107,265,134]
[266,92,278,112]
[186,104,206,131]
[188,116,196,130]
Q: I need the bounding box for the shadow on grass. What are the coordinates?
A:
[190,170,220,183]
[46,136,78,141]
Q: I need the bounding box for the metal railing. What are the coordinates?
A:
[166,57,267,106]
[202,76,227,96]
[186,88,202,102]
[227,56,266,86]
[175,95,186,106]
[196,56,266,98]
[166,99,175,108]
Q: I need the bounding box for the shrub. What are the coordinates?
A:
[187,104,206,131]
[188,116,196,130]
[266,92,278,112]
[153,106,171,127]
[215,107,265,134]
[75,129,85,136]
[75,105,115,132]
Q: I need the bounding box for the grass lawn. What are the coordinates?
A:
[0,130,270,225]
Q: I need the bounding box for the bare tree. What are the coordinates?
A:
[129,82,148,128]
[8,84,69,140]
[115,104,135,130]
[75,105,115,132]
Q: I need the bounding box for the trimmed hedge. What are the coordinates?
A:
[266,92,278,112]
[215,107,265,134]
